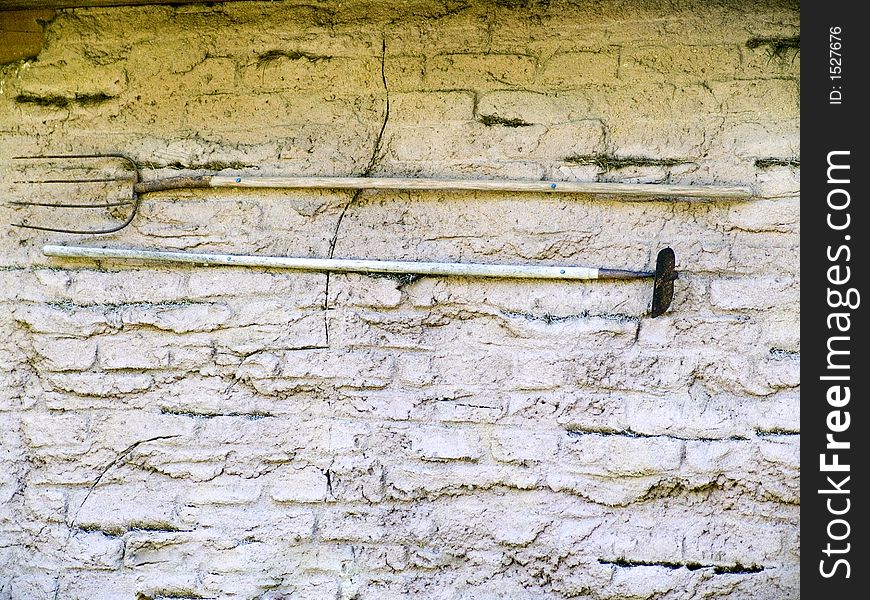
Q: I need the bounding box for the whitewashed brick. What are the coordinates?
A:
[491,430,560,465]
[710,276,798,310]
[411,427,484,462]
[270,466,329,503]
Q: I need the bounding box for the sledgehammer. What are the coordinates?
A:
[42,245,678,317]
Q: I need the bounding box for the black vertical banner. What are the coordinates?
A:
[802,3,869,596]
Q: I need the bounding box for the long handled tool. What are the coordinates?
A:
[10,154,753,235]
[41,245,678,317]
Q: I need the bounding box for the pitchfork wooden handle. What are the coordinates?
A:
[134,176,213,194]
[133,175,752,200]
[12,152,753,236]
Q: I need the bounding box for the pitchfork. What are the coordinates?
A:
[8,154,754,235]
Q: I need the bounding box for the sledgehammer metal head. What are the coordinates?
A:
[651,247,677,317]
[593,247,676,317]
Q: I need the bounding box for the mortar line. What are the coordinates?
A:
[172,394,792,442]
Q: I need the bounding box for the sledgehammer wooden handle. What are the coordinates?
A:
[42,245,679,317]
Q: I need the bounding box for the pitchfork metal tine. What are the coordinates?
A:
[10,200,136,209]
[12,153,140,162]
[10,153,141,235]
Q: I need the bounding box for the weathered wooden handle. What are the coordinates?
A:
[209,176,751,199]
[135,175,752,199]
[40,245,662,281]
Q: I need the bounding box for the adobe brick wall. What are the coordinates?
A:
[0,1,799,598]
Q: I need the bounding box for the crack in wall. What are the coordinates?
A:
[477,114,532,127]
[256,49,332,64]
[754,427,800,436]
[135,588,210,600]
[158,407,274,420]
[323,33,391,346]
[565,428,749,442]
[77,521,186,538]
[745,36,800,59]
[598,557,765,574]
[71,435,181,527]
[501,309,639,324]
[755,157,799,169]
[564,154,693,171]
[15,92,115,108]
